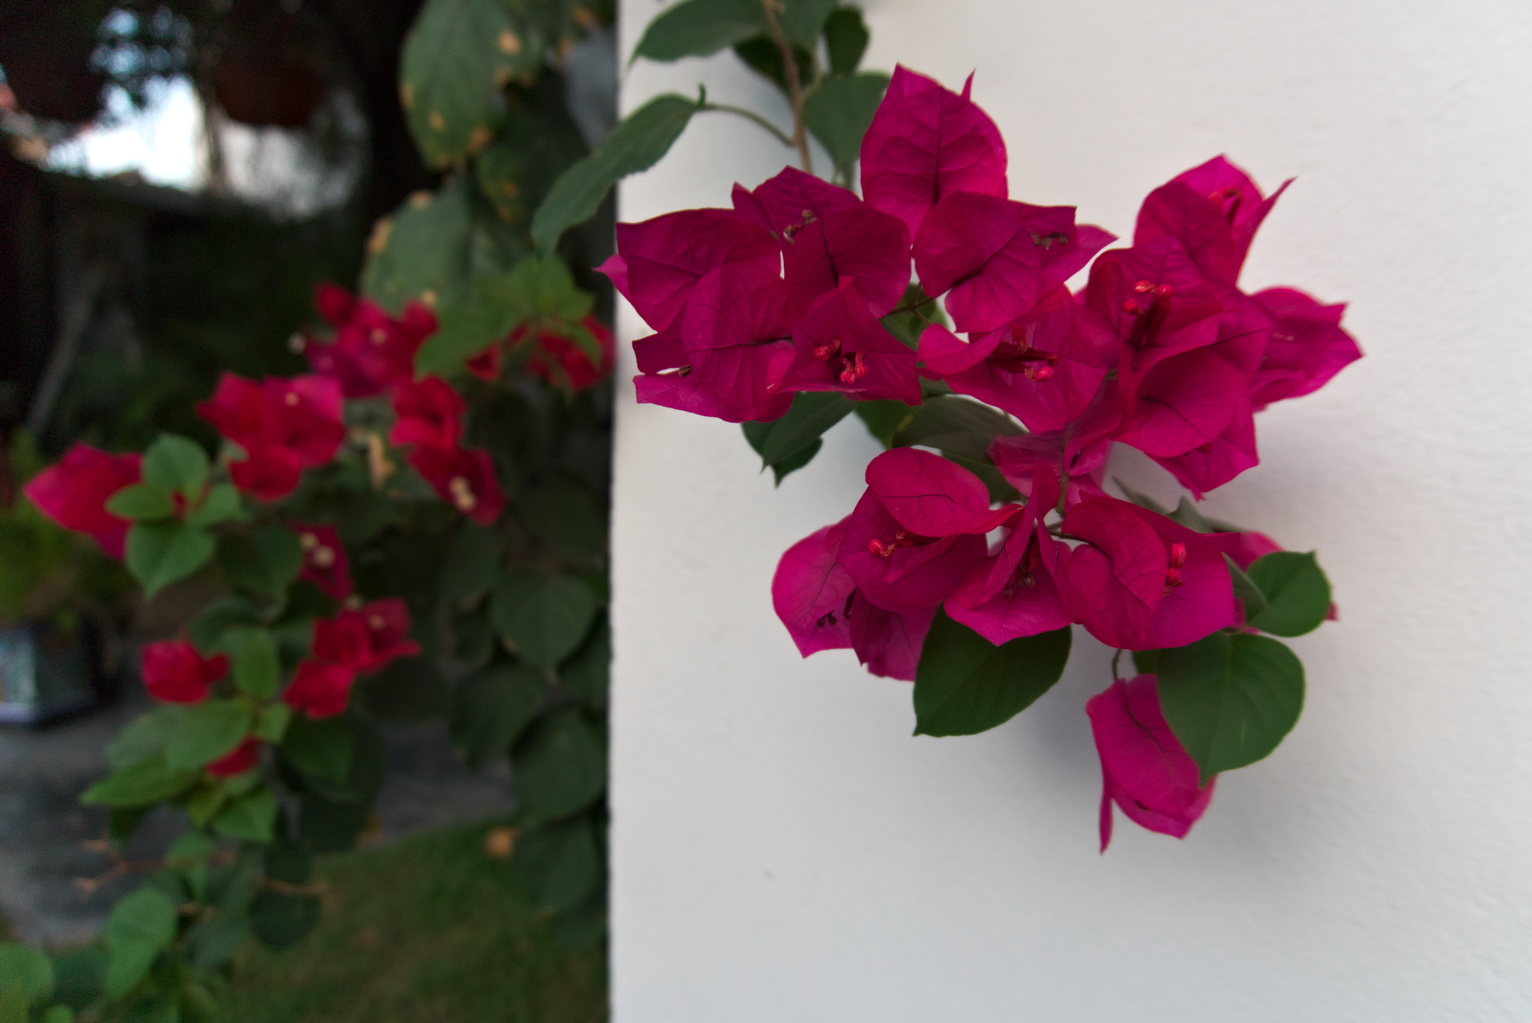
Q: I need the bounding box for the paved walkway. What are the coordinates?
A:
[0,691,510,945]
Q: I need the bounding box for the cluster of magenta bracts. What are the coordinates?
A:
[21,284,615,781]
[611,67,1359,847]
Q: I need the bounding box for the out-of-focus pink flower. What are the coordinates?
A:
[141,641,228,704]
[22,444,141,557]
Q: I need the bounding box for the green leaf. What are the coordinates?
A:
[1167,495,1215,532]
[880,282,947,348]
[141,434,209,496]
[454,663,546,768]
[631,0,763,62]
[126,521,215,598]
[225,627,280,699]
[105,484,175,522]
[297,794,369,854]
[490,571,597,668]
[167,832,216,900]
[521,475,606,564]
[512,708,606,821]
[415,255,592,373]
[187,596,262,651]
[213,788,279,843]
[853,400,912,448]
[361,178,477,313]
[217,527,303,600]
[779,0,838,47]
[253,703,292,743]
[1224,554,1269,619]
[249,889,320,950]
[803,72,888,178]
[741,423,821,486]
[1157,632,1305,783]
[515,818,601,912]
[280,715,355,788]
[166,700,252,770]
[0,944,52,1006]
[185,914,248,970]
[103,887,178,998]
[401,0,543,166]
[42,1006,75,1023]
[475,84,589,226]
[186,484,242,529]
[108,709,181,769]
[822,6,869,74]
[1247,552,1332,637]
[82,758,198,807]
[893,395,1024,460]
[559,625,610,709]
[913,613,1072,736]
[532,93,699,252]
[758,393,855,470]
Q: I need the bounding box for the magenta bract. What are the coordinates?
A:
[1088,675,1215,851]
[22,444,141,558]
[859,66,1007,234]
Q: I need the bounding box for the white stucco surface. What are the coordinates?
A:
[609,1,1532,1019]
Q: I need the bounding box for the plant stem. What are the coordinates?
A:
[702,102,796,149]
[758,0,814,174]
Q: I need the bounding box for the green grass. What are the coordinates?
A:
[220,821,607,1023]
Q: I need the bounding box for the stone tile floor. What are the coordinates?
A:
[0,690,509,945]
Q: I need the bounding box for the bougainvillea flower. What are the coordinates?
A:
[466,342,503,382]
[408,444,505,525]
[293,523,352,599]
[313,281,357,326]
[206,737,262,778]
[600,208,779,332]
[1135,156,1290,286]
[913,193,1112,333]
[141,641,228,704]
[848,599,934,680]
[777,281,920,402]
[312,598,419,674]
[303,290,437,398]
[283,659,356,719]
[522,315,615,391]
[946,470,1072,644]
[772,523,857,658]
[1082,239,1227,382]
[1060,497,1240,650]
[859,66,1007,234]
[833,449,1002,613]
[22,444,142,557]
[636,263,795,424]
[731,166,861,239]
[918,289,1115,432]
[1088,674,1215,850]
[1248,287,1362,409]
[770,522,935,680]
[227,446,304,503]
[197,374,346,500]
[1150,395,1259,498]
[781,203,910,321]
[1115,346,1249,458]
[988,416,1115,508]
[390,376,466,450]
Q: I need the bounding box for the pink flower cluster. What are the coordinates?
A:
[611,67,1360,847]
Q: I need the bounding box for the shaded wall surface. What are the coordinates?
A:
[611,1,1532,1019]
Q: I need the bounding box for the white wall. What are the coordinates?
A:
[610,1,1532,1019]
